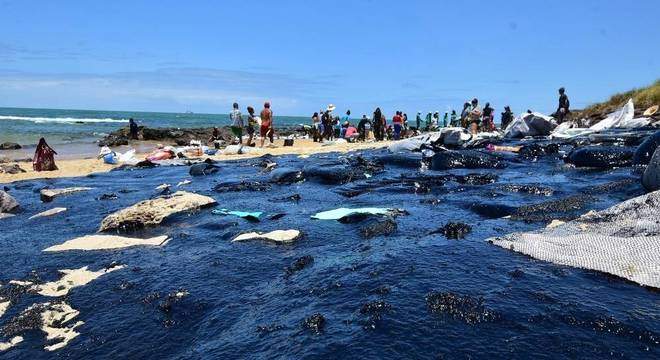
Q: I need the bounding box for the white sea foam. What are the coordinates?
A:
[0,115,128,124]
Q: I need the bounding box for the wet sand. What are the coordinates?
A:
[0,138,392,183]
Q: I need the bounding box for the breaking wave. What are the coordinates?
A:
[0,115,128,124]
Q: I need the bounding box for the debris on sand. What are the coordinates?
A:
[0,164,26,174]
[430,222,472,239]
[232,230,301,243]
[43,235,169,252]
[32,264,125,297]
[40,187,93,202]
[99,191,216,232]
[29,207,67,220]
[426,291,499,324]
[303,313,325,333]
[489,190,660,288]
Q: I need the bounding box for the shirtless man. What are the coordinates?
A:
[260,102,274,147]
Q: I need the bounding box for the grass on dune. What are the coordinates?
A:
[580,79,660,118]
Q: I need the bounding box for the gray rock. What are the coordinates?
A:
[642,148,660,192]
[0,142,21,150]
[0,190,19,213]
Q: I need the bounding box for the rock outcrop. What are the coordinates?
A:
[40,187,93,202]
[99,191,216,232]
[0,142,21,150]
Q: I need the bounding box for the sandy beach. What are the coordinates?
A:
[0,138,392,184]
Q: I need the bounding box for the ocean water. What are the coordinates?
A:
[0,107,310,148]
[0,147,658,359]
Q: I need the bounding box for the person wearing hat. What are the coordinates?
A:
[500,106,514,130]
[556,87,570,124]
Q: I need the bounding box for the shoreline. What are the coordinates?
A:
[0,138,393,184]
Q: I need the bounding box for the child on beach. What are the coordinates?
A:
[260,102,274,147]
[230,102,244,145]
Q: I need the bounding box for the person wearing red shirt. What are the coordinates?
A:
[392,111,404,140]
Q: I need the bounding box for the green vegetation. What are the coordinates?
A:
[580,79,660,118]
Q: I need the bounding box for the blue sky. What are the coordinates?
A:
[0,0,658,116]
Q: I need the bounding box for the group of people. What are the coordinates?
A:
[225,101,274,147]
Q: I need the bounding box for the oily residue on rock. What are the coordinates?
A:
[426,291,499,324]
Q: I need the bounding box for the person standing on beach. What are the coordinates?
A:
[129,118,139,140]
[482,103,495,131]
[392,111,403,140]
[311,112,321,142]
[416,112,422,131]
[373,108,383,141]
[341,110,351,138]
[358,114,371,141]
[442,112,449,128]
[468,98,482,128]
[260,102,274,147]
[460,102,471,128]
[33,138,58,172]
[230,102,244,145]
[246,106,257,146]
[500,106,514,130]
[450,110,458,127]
[556,87,570,123]
[425,112,433,131]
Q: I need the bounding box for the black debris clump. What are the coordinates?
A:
[303,313,326,333]
[430,222,472,239]
[284,255,314,277]
[426,291,499,324]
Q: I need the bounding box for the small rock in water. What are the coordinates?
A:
[268,213,287,220]
[359,218,397,238]
[0,142,21,150]
[303,313,326,333]
[284,255,314,277]
[97,193,119,200]
[430,222,472,239]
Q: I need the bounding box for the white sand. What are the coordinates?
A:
[0,336,23,351]
[41,302,83,352]
[29,207,67,220]
[233,230,301,243]
[0,301,9,318]
[44,234,169,252]
[33,264,125,297]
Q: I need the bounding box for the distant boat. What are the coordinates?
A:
[184,110,194,114]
